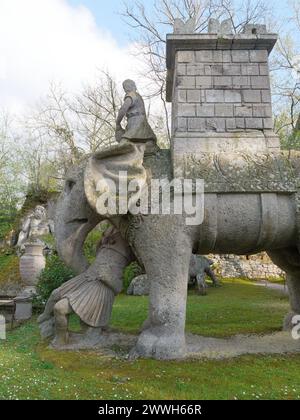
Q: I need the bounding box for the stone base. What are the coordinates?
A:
[14,295,33,321]
[48,331,300,360]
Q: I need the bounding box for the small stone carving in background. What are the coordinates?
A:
[127,256,220,297]
[127,275,149,296]
[173,17,197,34]
[189,255,221,295]
[208,18,233,35]
[16,205,54,251]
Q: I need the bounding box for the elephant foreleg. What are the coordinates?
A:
[267,248,300,330]
[131,217,193,360]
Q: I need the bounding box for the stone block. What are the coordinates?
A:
[177,89,187,102]
[177,76,196,88]
[211,65,223,75]
[14,296,33,321]
[224,90,242,103]
[178,103,196,117]
[195,50,213,62]
[263,118,274,129]
[259,64,269,75]
[196,76,213,88]
[251,76,270,89]
[231,50,249,62]
[187,64,205,76]
[188,118,206,131]
[214,76,232,88]
[232,76,251,88]
[177,51,195,63]
[222,51,232,62]
[241,64,259,75]
[177,64,186,76]
[197,104,215,117]
[235,105,253,117]
[206,90,225,102]
[261,90,271,103]
[242,90,261,103]
[215,104,234,117]
[226,118,236,130]
[253,104,272,117]
[249,50,268,63]
[187,90,202,103]
[236,118,245,129]
[245,117,263,129]
[212,50,223,62]
[176,117,187,132]
[223,64,241,75]
[206,118,225,132]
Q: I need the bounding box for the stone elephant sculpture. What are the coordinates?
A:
[43,147,300,360]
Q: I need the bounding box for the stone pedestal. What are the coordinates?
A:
[19,242,46,288]
[14,295,33,321]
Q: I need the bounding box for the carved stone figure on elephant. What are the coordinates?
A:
[44,145,300,360]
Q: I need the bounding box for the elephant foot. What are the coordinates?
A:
[283,311,300,331]
[130,328,187,360]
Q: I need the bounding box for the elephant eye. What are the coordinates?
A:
[65,180,76,194]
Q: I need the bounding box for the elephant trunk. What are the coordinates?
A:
[55,217,100,274]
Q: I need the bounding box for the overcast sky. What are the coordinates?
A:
[0,0,294,115]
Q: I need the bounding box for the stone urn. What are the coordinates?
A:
[19,242,46,287]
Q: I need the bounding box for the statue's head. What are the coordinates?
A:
[34,205,46,220]
[122,79,137,93]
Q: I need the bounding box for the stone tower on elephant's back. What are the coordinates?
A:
[166,23,280,178]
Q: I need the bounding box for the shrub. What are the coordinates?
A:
[84,228,103,263]
[33,255,75,312]
[123,261,143,292]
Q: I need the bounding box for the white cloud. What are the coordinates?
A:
[0,0,145,114]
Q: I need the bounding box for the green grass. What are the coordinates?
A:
[0,254,22,287]
[0,279,300,400]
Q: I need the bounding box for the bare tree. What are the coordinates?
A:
[271,1,300,144]
[26,72,122,177]
[122,0,271,143]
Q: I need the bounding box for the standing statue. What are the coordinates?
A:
[115,79,157,146]
[84,80,158,217]
[17,205,53,250]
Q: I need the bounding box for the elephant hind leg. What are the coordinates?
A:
[267,248,300,330]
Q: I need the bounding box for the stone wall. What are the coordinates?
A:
[174,49,273,134]
[210,252,285,280]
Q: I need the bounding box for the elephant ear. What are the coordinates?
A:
[84,141,148,216]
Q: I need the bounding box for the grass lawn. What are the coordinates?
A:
[0,279,300,400]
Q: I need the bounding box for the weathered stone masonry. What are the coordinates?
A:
[174,48,272,134]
